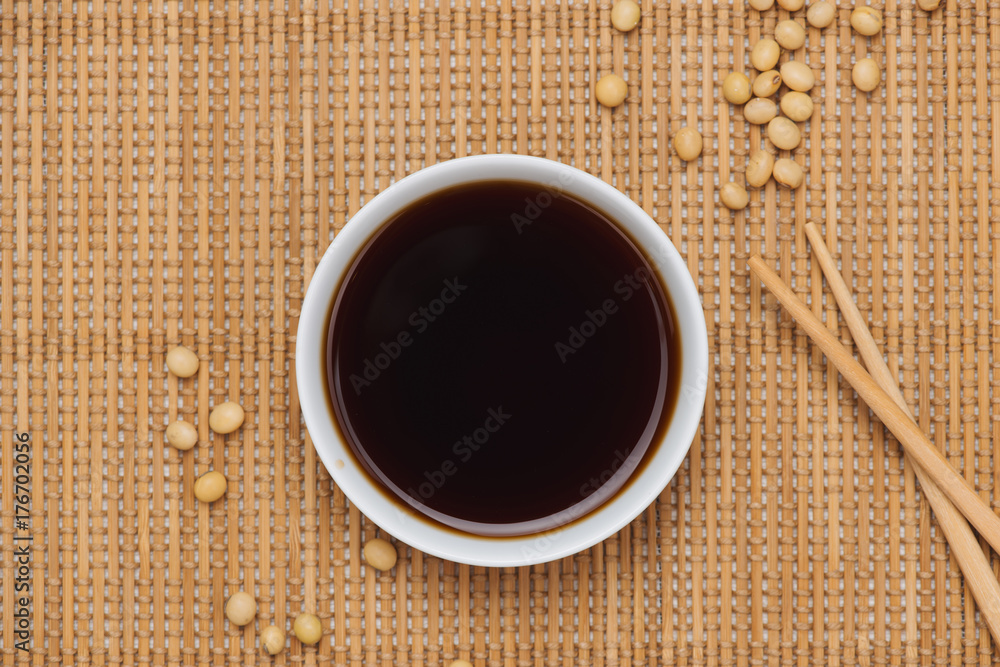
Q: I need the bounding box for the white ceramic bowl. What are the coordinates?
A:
[296,155,708,567]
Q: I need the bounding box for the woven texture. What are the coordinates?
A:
[3,0,1000,664]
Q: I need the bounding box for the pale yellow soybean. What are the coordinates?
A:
[749,0,775,10]
[363,538,399,571]
[917,0,941,9]
[775,20,806,50]
[225,592,256,626]
[720,183,750,211]
[780,91,814,122]
[743,97,778,125]
[852,58,881,91]
[194,470,227,503]
[780,61,815,92]
[166,420,198,451]
[752,70,782,98]
[777,0,805,10]
[746,151,775,188]
[611,0,641,32]
[773,158,805,188]
[595,74,628,108]
[673,127,703,161]
[293,613,322,645]
[449,662,474,667]
[750,39,781,72]
[807,1,836,28]
[767,117,802,150]
[722,72,752,105]
[166,345,199,378]
[850,6,882,35]
[260,626,286,655]
[209,401,245,434]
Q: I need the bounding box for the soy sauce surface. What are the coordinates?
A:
[326,181,680,535]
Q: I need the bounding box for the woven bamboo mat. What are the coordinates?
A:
[2,0,1000,664]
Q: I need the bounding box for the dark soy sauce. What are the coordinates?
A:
[326,180,680,536]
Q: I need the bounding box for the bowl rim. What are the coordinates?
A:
[296,154,709,567]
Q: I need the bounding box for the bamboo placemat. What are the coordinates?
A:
[3,0,1000,664]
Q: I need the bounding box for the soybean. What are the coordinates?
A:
[746,151,775,188]
[260,625,286,655]
[851,6,882,36]
[768,117,802,151]
[807,1,836,28]
[777,0,805,10]
[775,20,806,50]
[780,61,815,92]
[673,127,703,161]
[166,420,198,451]
[750,39,781,72]
[166,346,199,378]
[749,0,775,9]
[595,74,628,108]
[720,182,750,211]
[209,401,245,435]
[611,0,641,32]
[194,471,227,503]
[743,98,778,125]
[752,70,782,98]
[722,72,752,105]
[773,158,804,188]
[852,58,881,91]
[780,91,814,122]
[293,613,322,645]
[364,538,399,571]
[225,592,256,626]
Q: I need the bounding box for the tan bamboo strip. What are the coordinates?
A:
[749,255,1000,555]
[1,0,15,664]
[26,1,43,663]
[993,8,1000,659]
[970,0,996,660]
[804,221,1000,647]
[254,0,275,658]
[864,9,894,665]
[162,0,183,658]
[177,0,198,657]
[56,0,74,658]
[881,0,922,661]
[939,0,966,660]
[540,0,556,162]
[192,0,212,659]
[0,0,13,659]
[926,3,946,656]
[209,0,228,655]
[957,4,982,661]
[114,0,136,661]
[45,0,62,648]
[223,0,243,658]
[150,0,171,656]
[388,4,404,186]
[270,0,292,660]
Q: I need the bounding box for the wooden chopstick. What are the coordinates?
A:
[747,254,1000,556]
[803,222,1000,645]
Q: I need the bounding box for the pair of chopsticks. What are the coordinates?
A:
[748,223,1000,644]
